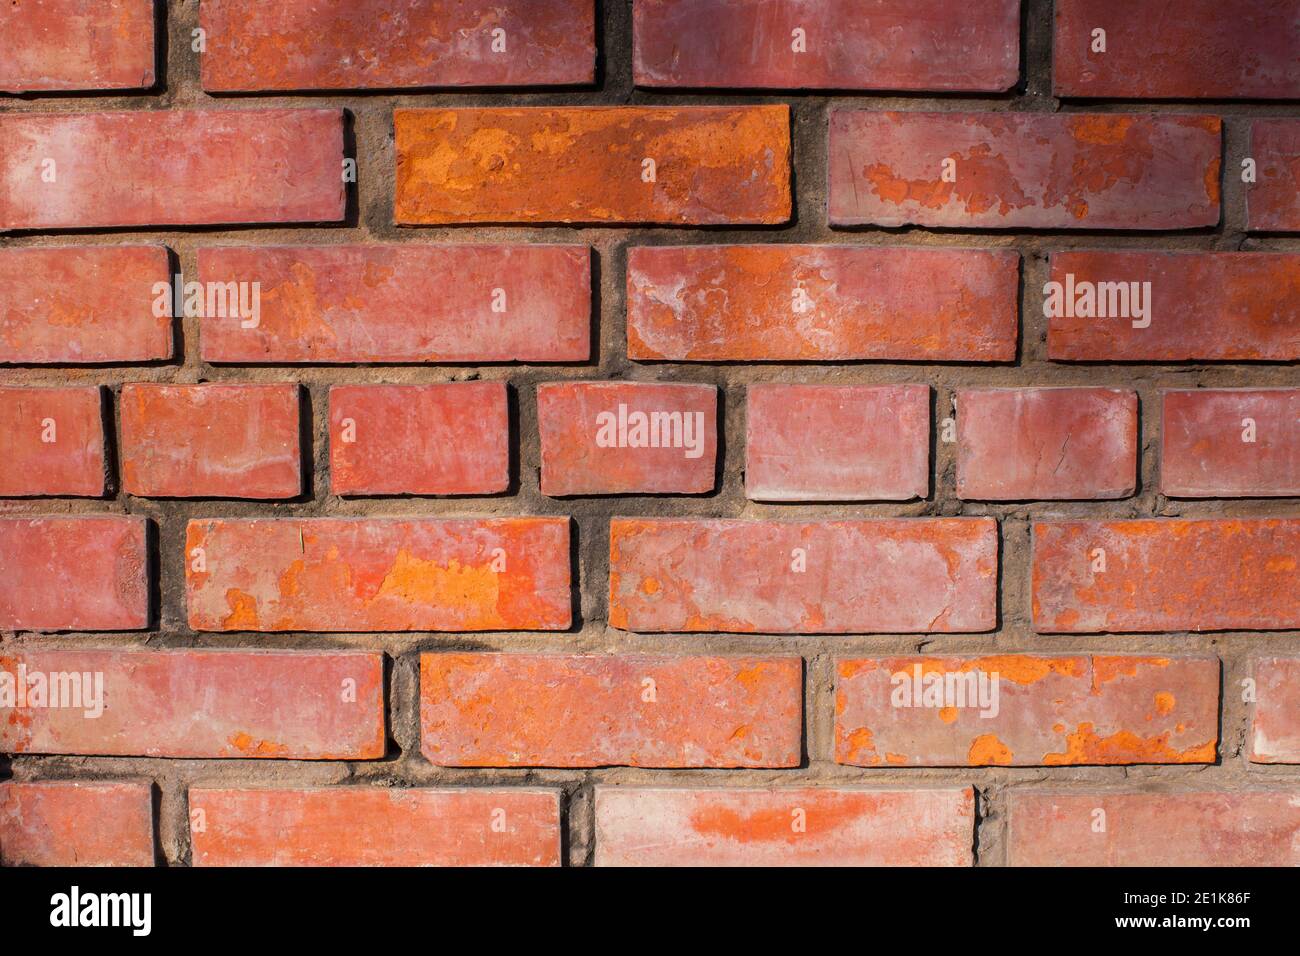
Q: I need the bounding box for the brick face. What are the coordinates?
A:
[2,1,1294,871]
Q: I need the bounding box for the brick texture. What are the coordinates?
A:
[189,788,561,866]
[594,786,975,866]
[0,385,105,497]
[2,1,1295,870]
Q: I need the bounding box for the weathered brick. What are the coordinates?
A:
[189,788,561,867]
[394,106,791,225]
[957,388,1137,500]
[1033,519,1300,633]
[1054,0,1300,100]
[186,518,570,632]
[836,655,1218,767]
[197,244,590,364]
[610,518,997,633]
[1008,791,1300,866]
[829,112,1221,229]
[1248,120,1300,232]
[1047,252,1300,361]
[0,0,155,93]
[0,516,147,631]
[538,381,717,495]
[0,781,154,867]
[627,245,1019,362]
[1250,658,1300,764]
[594,786,974,866]
[202,0,594,91]
[633,0,1019,91]
[745,384,930,501]
[0,648,384,758]
[421,653,802,768]
[1162,389,1300,497]
[0,386,105,497]
[120,383,301,499]
[0,110,344,230]
[330,383,509,497]
[0,245,172,365]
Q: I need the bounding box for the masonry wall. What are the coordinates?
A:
[0,0,1298,867]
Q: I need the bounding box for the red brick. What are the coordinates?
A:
[0,648,383,758]
[1008,791,1300,866]
[395,106,791,225]
[633,0,1018,91]
[0,781,154,867]
[0,386,105,497]
[186,518,570,632]
[1162,389,1300,497]
[627,245,1019,362]
[594,786,974,866]
[0,0,155,93]
[421,653,801,768]
[610,518,997,633]
[1047,252,1300,361]
[0,246,172,365]
[1033,519,1300,633]
[0,110,344,230]
[0,516,147,631]
[836,655,1218,767]
[330,383,509,496]
[120,383,301,500]
[829,112,1221,229]
[1054,0,1300,100]
[1248,120,1300,232]
[197,244,590,364]
[538,381,717,496]
[1250,658,1300,764]
[746,384,930,502]
[957,388,1137,500]
[189,788,561,867]
[202,0,594,91]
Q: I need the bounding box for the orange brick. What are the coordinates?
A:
[835,655,1219,767]
[610,518,997,633]
[956,388,1137,500]
[395,106,791,225]
[0,648,384,758]
[1008,791,1300,866]
[0,516,147,631]
[627,245,1019,361]
[1250,658,1300,764]
[1248,120,1300,232]
[538,381,717,495]
[0,246,172,365]
[0,0,155,93]
[745,384,930,502]
[594,786,974,866]
[120,383,301,499]
[330,383,509,496]
[202,0,594,91]
[190,788,561,866]
[186,518,571,632]
[1033,519,1300,633]
[0,781,154,867]
[421,653,802,768]
[197,244,590,364]
[0,386,105,497]
[0,110,344,230]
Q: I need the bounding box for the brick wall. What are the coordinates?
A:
[1,0,1297,867]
